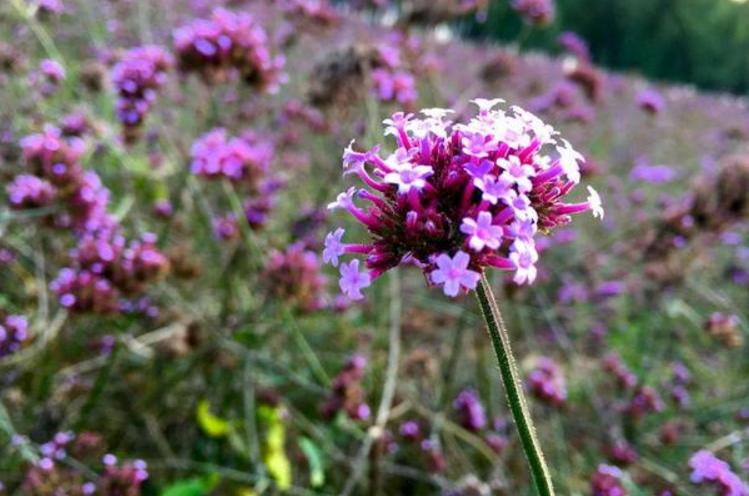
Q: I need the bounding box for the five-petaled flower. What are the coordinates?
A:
[430,251,481,297]
[461,212,504,251]
[339,259,371,300]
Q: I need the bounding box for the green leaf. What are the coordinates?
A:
[299,437,325,488]
[160,474,219,496]
[196,400,232,438]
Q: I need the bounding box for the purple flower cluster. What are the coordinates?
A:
[668,361,691,408]
[173,8,286,92]
[51,232,168,314]
[370,45,418,106]
[606,440,638,467]
[265,242,326,312]
[372,69,417,106]
[453,389,487,432]
[324,100,602,300]
[98,454,149,495]
[558,32,590,63]
[190,128,272,185]
[32,59,66,96]
[591,464,627,496]
[111,45,172,142]
[625,385,664,421]
[212,213,240,241]
[6,174,56,209]
[637,88,665,115]
[33,0,65,17]
[22,432,147,495]
[602,353,637,390]
[689,450,749,496]
[511,0,555,26]
[320,354,371,421]
[281,0,339,25]
[13,125,112,231]
[0,314,29,358]
[527,356,567,407]
[20,124,85,187]
[630,159,677,184]
[36,431,75,472]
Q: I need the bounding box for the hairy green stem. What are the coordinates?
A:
[475,274,555,496]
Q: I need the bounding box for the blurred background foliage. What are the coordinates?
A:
[467,0,749,93]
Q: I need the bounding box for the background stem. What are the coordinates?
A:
[475,273,555,496]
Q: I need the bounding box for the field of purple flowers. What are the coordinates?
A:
[1,0,748,494]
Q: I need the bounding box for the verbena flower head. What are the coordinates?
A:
[689,450,749,496]
[325,100,602,299]
[20,124,85,186]
[453,389,487,432]
[7,174,56,209]
[527,356,567,407]
[111,45,172,142]
[511,0,555,26]
[190,128,272,185]
[265,242,326,312]
[637,88,665,115]
[0,314,29,358]
[321,354,370,421]
[591,464,627,496]
[173,8,286,92]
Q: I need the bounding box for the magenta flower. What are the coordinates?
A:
[324,100,601,300]
[461,211,503,251]
[339,259,371,300]
[430,251,481,297]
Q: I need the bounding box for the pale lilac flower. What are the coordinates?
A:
[587,186,604,219]
[509,241,538,284]
[556,140,583,183]
[327,186,357,210]
[430,251,481,297]
[461,211,503,251]
[498,155,535,193]
[383,163,434,194]
[504,190,537,221]
[462,132,492,158]
[477,175,513,204]
[323,228,345,266]
[339,259,371,300]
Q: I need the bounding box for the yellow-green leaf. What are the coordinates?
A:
[259,405,291,490]
[196,400,232,438]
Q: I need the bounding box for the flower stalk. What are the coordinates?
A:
[475,273,555,496]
